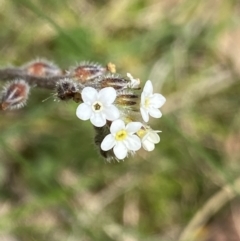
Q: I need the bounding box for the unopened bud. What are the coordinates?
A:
[0,80,30,110]
[116,92,139,106]
[56,78,82,103]
[98,74,129,90]
[69,62,107,84]
[22,59,62,77]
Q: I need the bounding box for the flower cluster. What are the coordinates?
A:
[75,72,166,161]
[0,59,166,161]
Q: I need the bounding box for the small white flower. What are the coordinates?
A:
[101,119,142,160]
[127,73,140,89]
[141,128,161,151]
[140,80,166,122]
[76,87,120,127]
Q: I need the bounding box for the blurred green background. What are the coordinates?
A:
[0,0,240,240]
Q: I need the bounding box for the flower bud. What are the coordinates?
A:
[97,74,129,90]
[69,62,107,84]
[116,92,139,106]
[0,80,30,110]
[56,78,82,103]
[22,59,62,77]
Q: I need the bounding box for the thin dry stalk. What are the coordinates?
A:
[179,177,240,241]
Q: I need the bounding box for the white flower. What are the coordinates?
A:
[141,128,161,151]
[127,73,140,89]
[101,119,142,160]
[76,87,120,127]
[140,80,166,122]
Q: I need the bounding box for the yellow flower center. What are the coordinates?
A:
[92,101,103,112]
[144,98,150,107]
[115,130,127,141]
[137,129,146,138]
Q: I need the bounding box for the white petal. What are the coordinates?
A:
[126,122,142,134]
[125,135,141,151]
[103,105,120,121]
[150,94,166,108]
[143,80,153,95]
[140,107,149,122]
[90,113,106,127]
[148,108,162,119]
[142,139,155,151]
[81,87,98,104]
[110,119,125,134]
[76,103,92,120]
[101,134,116,151]
[127,73,140,88]
[98,87,116,105]
[113,142,128,160]
[127,73,134,80]
[148,132,160,143]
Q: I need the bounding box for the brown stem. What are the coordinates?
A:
[0,68,67,90]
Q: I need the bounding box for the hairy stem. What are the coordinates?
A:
[0,68,66,90]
